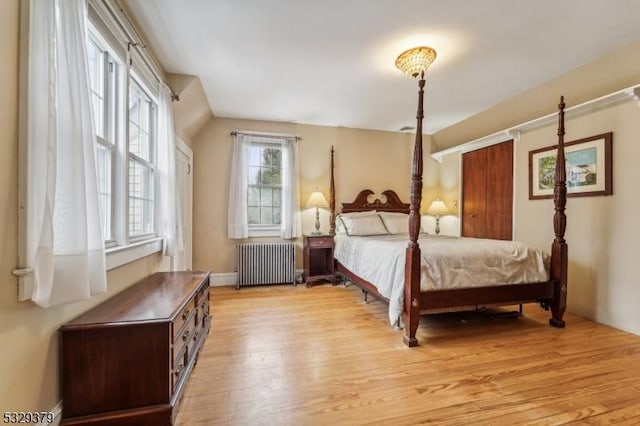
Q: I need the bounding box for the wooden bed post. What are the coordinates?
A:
[403,74,425,347]
[329,146,336,236]
[549,96,568,327]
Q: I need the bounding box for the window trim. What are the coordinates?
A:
[246,140,283,238]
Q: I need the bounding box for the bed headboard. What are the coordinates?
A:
[341,189,410,214]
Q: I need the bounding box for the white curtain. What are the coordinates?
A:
[280,137,301,239]
[156,83,183,257]
[27,0,106,307]
[227,134,251,239]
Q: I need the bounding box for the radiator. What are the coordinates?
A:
[237,243,296,289]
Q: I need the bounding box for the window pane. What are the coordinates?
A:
[260,207,273,225]
[91,94,104,138]
[273,188,281,207]
[246,144,284,227]
[247,187,259,206]
[128,80,153,162]
[248,207,260,225]
[273,207,281,225]
[128,159,154,236]
[129,86,139,126]
[270,166,281,185]
[87,39,105,139]
[96,144,112,240]
[249,147,262,166]
[259,166,274,185]
[271,149,281,168]
[260,188,272,206]
[248,166,260,185]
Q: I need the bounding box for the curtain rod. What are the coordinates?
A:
[104,1,180,101]
[231,130,302,140]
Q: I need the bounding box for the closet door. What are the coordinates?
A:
[461,148,487,238]
[461,140,513,240]
[486,140,513,240]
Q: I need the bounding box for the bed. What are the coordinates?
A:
[329,98,569,347]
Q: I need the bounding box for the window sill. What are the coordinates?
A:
[248,228,281,238]
[13,237,164,302]
[105,237,164,270]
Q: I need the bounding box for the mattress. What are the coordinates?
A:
[333,234,550,327]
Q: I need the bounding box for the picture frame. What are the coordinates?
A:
[529,132,612,199]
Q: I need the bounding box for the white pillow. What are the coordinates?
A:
[335,211,377,234]
[379,212,409,234]
[339,214,388,236]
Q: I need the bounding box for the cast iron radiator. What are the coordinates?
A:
[236,242,296,289]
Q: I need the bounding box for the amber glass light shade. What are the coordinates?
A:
[395,46,437,77]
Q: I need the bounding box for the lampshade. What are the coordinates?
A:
[427,198,449,216]
[306,190,329,208]
[395,46,437,78]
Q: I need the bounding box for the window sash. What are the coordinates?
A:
[247,143,282,228]
[127,77,156,240]
[88,28,120,245]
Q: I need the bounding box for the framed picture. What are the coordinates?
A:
[529,132,612,199]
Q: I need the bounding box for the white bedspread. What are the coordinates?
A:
[334,234,549,327]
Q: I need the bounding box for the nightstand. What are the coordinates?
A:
[303,235,336,287]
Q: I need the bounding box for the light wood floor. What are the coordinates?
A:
[175,283,640,425]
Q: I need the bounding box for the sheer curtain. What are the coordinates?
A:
[227,134,251,239]
[26,0,106,307]
[156,83,183,257]
[280,137,301,239]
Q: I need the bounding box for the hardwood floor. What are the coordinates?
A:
[175,284,640,425]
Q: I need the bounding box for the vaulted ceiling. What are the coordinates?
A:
[125,0,640,135]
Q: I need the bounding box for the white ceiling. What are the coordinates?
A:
[125,0,640,134]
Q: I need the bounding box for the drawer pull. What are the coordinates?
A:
[193,330,199,341]
[182,330,190,341]
[174,362,184,377]
[182,308,190,320]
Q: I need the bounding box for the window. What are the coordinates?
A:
[87,30,119,245]
[15,0,180,305]
[247,143,282,229]
[228,133,299,239]
[86,17,161,252]
[128,79,156,238]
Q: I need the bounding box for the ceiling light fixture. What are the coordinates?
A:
[395,46,437,78]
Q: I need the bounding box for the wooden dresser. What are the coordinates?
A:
[60,271,211,425]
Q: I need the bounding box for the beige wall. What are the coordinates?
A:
[0,1,166,411]
[437,97,640,336]
[168,73,213,148]
[514,100,640,335]
[434,39,640,336]
[192,117,440,273]
[433,39,640,151]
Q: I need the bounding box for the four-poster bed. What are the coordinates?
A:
[329,97,569,347]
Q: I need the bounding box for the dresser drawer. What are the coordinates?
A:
[307,236,333,248]
[173,316,196,366]
[172,348,187,392]
[172,296,197,341]
[197,280,210,305]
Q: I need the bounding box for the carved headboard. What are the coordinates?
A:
[341,190,410,214]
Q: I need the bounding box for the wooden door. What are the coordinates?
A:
[486,140,513,240]
[462,148,487,237]
[461,140,513,240]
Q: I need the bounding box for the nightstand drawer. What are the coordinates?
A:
[307,236,333,248]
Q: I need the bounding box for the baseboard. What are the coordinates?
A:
[209,272,237,287]
[35,401,62,426]
[210,270,305,287]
